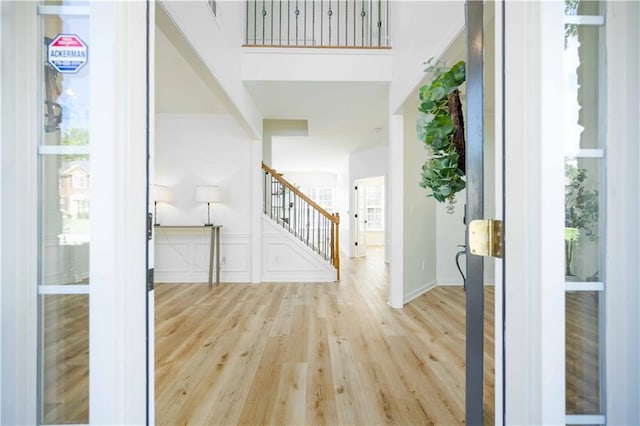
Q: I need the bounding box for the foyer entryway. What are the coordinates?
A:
[154,248,495,425]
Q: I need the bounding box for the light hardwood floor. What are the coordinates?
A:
[37,250,600,424]
[155,248,495,425]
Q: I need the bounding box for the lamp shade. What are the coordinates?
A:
[195,185,222,203]
[153,184,173,203]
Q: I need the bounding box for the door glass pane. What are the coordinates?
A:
[564,16,603,152]
[41,155,90,285]
[564,158,602,281]
[566,291,602,414]
[41,6,90,142]
[565,0,601,15]
[567,424,601,426]
[40,294,89,424]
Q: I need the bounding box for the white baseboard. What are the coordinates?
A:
[437,281,495,286]
[404,279,438,304]
[153,271,252,283]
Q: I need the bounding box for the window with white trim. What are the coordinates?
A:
[300,186,335,212]
[364,184,384,230]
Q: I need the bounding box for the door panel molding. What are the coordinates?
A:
[502,1,565,424]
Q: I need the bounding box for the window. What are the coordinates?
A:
[72,173,88,189]
[364,184,384,230]
[301,186,335,212]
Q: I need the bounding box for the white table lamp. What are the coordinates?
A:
[152,184,173,226]
[195,185,222,226]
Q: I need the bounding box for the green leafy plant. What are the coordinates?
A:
[416,59,466,213]
[565,163,599,276]
[61,128,89,162]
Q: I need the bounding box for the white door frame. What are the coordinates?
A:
[498,1,566,424]
[604,2,640,424]
[88,2,150,424]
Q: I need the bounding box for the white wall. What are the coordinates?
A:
[350,146,388,181]
[160,1,262,138]
[335,159,350,259]
[282,170,337,189]
[263,119,309,167]
[402,105,437,303]
[154,113,253,282]
[155,23,226,115]
[435,115,496,285]
[434,192,466,284]
[242,48,392,82]
[389,1,465,113]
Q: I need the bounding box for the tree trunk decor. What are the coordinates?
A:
[416,59,466,213]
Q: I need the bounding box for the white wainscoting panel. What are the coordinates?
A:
[43,235,90,284]
[218,237,251,282]
[262,217,337,282]
[154,231,251,283]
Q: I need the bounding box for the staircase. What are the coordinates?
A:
[262,162,340,280]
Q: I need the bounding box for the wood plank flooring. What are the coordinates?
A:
[155,248,495,425]
[41,294,90,424]
[566,291,601,414]
[36,250,600,424]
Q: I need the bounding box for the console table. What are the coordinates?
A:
[154,225,222,288]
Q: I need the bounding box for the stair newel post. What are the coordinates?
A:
[333,212,340,281]
[263,169,267,215]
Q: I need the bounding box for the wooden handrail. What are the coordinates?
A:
[262,162,339,225]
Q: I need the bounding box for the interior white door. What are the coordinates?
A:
[354,181,367,257]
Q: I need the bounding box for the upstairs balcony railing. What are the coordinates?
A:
[263,162,341,279]
[245,0,390,48]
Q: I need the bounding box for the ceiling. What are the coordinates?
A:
[246,80,389,173]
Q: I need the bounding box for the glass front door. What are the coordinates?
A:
[34,1,152,423]
[37,2,91,423]
[563,1,606,423]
